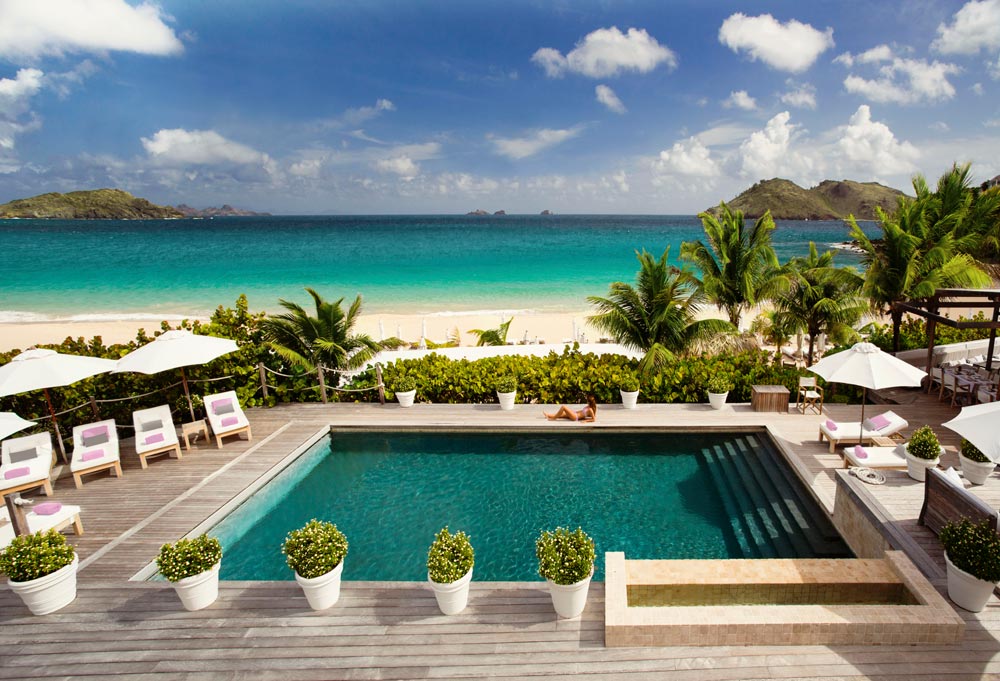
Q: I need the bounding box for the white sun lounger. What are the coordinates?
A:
[818,410,908,453]
[131,405,182,468]
[203,391,252,448]
[0,432,54,497]
[70,419,123,488]
[842,444,908,469]
[0,502,83,550]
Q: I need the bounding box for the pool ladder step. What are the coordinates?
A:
[698,447,760,558]
[701,446,776,558]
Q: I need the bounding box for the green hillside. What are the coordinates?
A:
[0,189,183,219]
[710,178,907,220]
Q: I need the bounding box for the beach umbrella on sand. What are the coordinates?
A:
[114,330,237,422]
[810,342,926,443]
[0,412,34,441]
[943,402,1000,462]
[0,349,117,462]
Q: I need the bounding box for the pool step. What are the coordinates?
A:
[697,447,760,559]
[701,446,776,558]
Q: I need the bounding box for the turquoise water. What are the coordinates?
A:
[0,215,873,320]
[214,430,848,582]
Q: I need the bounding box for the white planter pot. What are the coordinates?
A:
[295,559,344,610]
[903,446,943,482]
[546,570,593,619]
[960,453,996,486]
[395,389,416,408]
[945,551,997,612]
[620,390,639,410]
[707,391,729,410]
[8,555,78,615]
[428,567,473,615]
[497,390,516,411]
[171,561,220,611]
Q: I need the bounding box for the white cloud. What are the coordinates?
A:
[314,99,395,131]
[0,68,43,119]
[375,156,419,180]
[288,158,323,178]
[653,137,720,178]
[0,0,183,60]
[490,127,582,160]
[843,58,960,104]
[695,123,754,146]
[780,81,817,109]
[609,170,629,193]
[46,60,100,98]
[930,121,950,132]
[141,129,269,166]
[833,105,919,175]
[723,89,757,110]
[738,111,815,179]
[933,0,1000,55]
[595,84,626,113]
[834,44,894,68]
[973,82,985,94]
[531,26,676,78]
[719,13,833,72]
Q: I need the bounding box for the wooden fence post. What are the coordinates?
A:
[258,362,268,399]
[317,365,328,404]
[89,395,100,419]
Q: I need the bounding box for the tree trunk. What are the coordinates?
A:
[891,305,903,353]
[807,336,816,366]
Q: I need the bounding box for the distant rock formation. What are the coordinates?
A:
[0,188,184,219]
[540,209,553,215]
[493,210,506,216]
[466,209,489,216]
[707,178,908,220]
[175,203,270,217]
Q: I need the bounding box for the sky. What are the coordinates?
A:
[1,0,1000,214]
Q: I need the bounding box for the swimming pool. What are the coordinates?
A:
[213,429,851,581]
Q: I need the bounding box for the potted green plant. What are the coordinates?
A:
[939,518,1000,612]
[427,527,475,615]
[0,529,77,615]
[706,375,732,410]
[282,519,349,610]
[903,425,943,481]
[496,375,517,410]
[393,375,417,408]
[619,373,640,410]
[959,439,995,486]
[156,534,223,611]
[536,526,595,618]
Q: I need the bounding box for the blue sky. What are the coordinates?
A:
[1,0,999,213]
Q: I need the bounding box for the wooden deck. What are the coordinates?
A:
[3,397,1000,679]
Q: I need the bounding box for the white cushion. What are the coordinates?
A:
[942,467,964,487]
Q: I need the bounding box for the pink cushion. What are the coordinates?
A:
[869,414,891,430]
[220,416,239,427]
[212,399,233,414]
[853,445,868,460]
[81,449,105,462]
[81,425,107,439]
[4,466,29,479]
[825,419,838,431]
[144,433,165,445]
[33,502,62,516]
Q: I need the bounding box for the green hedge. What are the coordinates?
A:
[866,314,994,353]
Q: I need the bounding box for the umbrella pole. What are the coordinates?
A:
[43,388,67,464]
[858,387,867,446]
[181,368,195,422]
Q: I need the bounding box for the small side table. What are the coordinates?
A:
[751,385,790,412]
[180,419,209,451]
[870,436,899,447]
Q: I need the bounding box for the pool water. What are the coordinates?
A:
[214,430,850,581]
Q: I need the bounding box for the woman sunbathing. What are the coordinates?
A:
[544,395,597,422]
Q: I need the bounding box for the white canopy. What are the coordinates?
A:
[114,330,237,375]
[0,348,116,397]
[0,412,34,441]
[943,402,1000,463]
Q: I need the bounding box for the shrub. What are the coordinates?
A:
[536,527,595,585]
[961,439,992,464]
[393,375,416,393]
[427,527,474,584]
[906,425,941,460]
[282,519,349,579]
[496,375,517,393]
[156,534,222,582]
[619,373,639,392]
[0,529,75,582]
[940,518,1000,583]
[706,374,733,394]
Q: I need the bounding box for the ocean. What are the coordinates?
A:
[0,215,873,321]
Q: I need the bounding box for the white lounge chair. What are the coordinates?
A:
[131,405,182,468]
[842,444,908,469]
[818,410,908,453]
[0,432,54,496]
[0,502,83,550]
[203,391,252,448]
[70,419,123,488]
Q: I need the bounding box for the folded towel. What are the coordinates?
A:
[4,466,30,479]
[853,445,868,459]
[81,449,105,462]
[33,502,62,516]
[213,399,235,415]
[869,414,891,430]
[81,425,108,439]
[144,433,165,445]
[826,419,838,431]
[220,415,239,427]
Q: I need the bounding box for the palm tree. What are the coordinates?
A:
[587,248,734,375]
[468,317,513,346]
[681,202,785,327]
[260,288,384,400]
[772,244,866,365]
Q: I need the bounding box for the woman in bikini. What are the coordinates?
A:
[544,395,597,422]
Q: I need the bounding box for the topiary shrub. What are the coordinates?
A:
[906,425,941,460]
[706,375,733,394]
[940,518,1000,583]
[536,527,595,585]
[282,519,349,579]
[393,375,416,393]
[961,439,991,464]
[495,375,517,393]
[0,529,75,582]
[156,534,222,582]
[619,373,639,392]
[427,527,474,584]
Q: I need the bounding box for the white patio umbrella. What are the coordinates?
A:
[114,330,238,422]
[0,412,34,441]
[809,342,927,443]
[942,402,1000,462]
[0,349,117,461]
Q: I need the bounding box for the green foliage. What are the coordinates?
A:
[495,375,517,393]
[716,178,904,221]
[0,529,75,582]
[468,318,513,347]
[864,314,994,353]
[619,372,639,392]
[281,519,349,579]
[906,425,941,460]
[706,375,732,394]
[0,188,183,219]
[961,439,992,464]
[427,527,474,584]
[940,518,1000,583]
[156,534,222,582]
[536,527,595,585]
[393,375,416,393]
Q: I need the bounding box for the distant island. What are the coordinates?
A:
[0,188,268,219]
[709,178,908,221]
[175,204,270,217]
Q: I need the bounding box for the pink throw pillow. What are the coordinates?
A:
[81,449,105,462]
[81,425,107,439]
[144,433,165,445]
[220,416,239,427]
[869,414,891,430]
[825,419,838,431]
[212,399,233,414]
[3,466,29,479]
[853,445,868,460]
[33,502,62,516]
